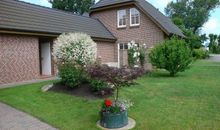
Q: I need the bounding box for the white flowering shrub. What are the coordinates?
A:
[53,33,97,66]
[128,40,140,67]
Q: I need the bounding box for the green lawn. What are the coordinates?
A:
[0,60,220,130]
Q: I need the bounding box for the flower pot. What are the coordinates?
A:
[100,111,128,129]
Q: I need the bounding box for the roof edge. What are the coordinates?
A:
[0,28,117,42]
[15,0,95,20]
[96,19,117,40]
[90,0,135,12]
[134,3,170,36]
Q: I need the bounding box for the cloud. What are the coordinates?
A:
[147,0,172,13]
[20,0,51,7]
[202,18,219,34]
[154,0,172,7]
[39,0,51,7]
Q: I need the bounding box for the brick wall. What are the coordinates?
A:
[96,41,117,63]
[91,5,165,46]
[0,34,40,84]
[91,5,166,66]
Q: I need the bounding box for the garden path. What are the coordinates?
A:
[209,54,220,62]
[0,102,57,130]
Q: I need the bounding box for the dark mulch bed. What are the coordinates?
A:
[49,83,114,100]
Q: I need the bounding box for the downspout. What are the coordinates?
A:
[118,43,120,68]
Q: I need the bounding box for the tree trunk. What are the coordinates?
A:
[115,87,119,103]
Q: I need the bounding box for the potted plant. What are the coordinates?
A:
[100,99,133,128]
[87,65,144,128]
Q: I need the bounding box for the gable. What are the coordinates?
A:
[90,0,184,37]
[91,5,166,45]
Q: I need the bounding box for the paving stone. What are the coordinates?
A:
[0,102,58,130]
[96,117,136,130]
[209,54,220,62]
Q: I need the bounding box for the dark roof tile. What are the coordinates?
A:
[0,0,116,40]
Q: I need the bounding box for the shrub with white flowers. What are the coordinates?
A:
[53,33,97,88]
[53,33,97,66]
[128,40,140,67]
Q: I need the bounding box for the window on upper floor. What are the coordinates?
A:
[117,9,126,28]
[130,8,140,26]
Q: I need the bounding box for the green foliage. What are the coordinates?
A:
[149,37,192,76]
[209,34,220,54]
[184,28,202,49]
[127,41,139,67]
[218,35,220,44]
[58,63,85,88]
[165,0,220,33]
[172,17,203,49]
[128,49,135,67]
[212,44,220,54]
[139,47,146,67]
[50,0,95,15]
[193,48,209,59]
[128,41,146,67]
[89,79,108,92]
[1,61,220,130]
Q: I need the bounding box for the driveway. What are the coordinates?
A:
[0,102,57,130]
[209,54,220,62]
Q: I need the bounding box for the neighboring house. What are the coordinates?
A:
[0,0,184,85]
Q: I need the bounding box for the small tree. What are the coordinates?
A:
[149,37,192,76]
[87,65,144,102]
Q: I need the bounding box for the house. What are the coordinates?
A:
[0,0,184,85]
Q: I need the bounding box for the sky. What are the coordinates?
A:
[20,0,220,35]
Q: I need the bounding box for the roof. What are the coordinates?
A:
[0,0,116,40]
[91,0,185,37]
[91,0,134,9]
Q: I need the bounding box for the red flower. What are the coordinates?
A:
[105,99,112,107]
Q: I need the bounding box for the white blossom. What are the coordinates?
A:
[53,33,97,66]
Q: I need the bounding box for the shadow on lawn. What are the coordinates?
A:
[148,70,185,78]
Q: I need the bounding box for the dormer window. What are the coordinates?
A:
[117,10,126,28]
[130,8,140,26]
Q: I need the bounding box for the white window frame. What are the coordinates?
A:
[117,9,127,28]
[119,43,128,50]
[130,8,140,26]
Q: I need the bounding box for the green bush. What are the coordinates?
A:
[193,48,209,59]
[58,63,85,88]
[139,47,146,67]
[212,44,220,54]
[149,37,192,76]
[89,79,108,92]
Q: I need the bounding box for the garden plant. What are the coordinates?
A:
[87,65,144,128]
[53,32,97,88]
[149,36,192,76]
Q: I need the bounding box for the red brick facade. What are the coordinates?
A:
[91,5,166,66]
[96,41,117,63]
[0,34,40,84]
[0,4,168,85]
[91,5,165,46]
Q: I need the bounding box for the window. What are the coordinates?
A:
[117,10,126,28]
[130,8,140,26]
[119,43,128,50]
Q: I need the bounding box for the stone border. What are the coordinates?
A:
[41,84,54,92]
[0,77,58,89]
[96,117,136,130]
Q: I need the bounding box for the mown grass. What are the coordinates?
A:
[0,60,220,130]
